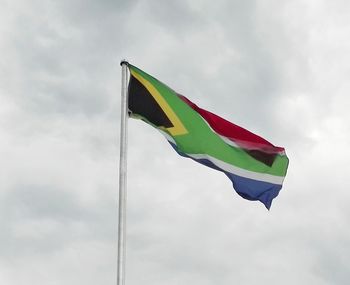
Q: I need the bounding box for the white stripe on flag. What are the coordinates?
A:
[187,153,285,185]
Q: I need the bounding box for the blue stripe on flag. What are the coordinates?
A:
[168,141,281,209]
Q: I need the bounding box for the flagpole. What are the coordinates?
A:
[117,59,129,285]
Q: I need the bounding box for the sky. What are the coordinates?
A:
[1,0,350,284]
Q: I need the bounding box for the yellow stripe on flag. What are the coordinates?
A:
[130,69,188,136]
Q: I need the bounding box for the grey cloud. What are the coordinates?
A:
[1,0,350,284]
[5,0,129,118]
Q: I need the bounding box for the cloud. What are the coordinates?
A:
[1,0,350,284]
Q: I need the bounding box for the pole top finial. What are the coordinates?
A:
[120,59,129,66]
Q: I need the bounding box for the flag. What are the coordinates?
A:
[127,64,289,209]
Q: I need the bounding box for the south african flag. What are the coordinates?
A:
[127,64,289,209]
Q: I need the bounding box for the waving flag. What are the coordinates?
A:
[127,64,289,209]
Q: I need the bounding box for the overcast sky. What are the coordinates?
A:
[1,0,350,284]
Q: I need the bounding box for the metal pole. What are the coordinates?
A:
[117,60,129,285]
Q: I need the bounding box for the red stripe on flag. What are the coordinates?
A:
[178,95,285,154]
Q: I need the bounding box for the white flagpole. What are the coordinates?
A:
[117,60,129,285]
